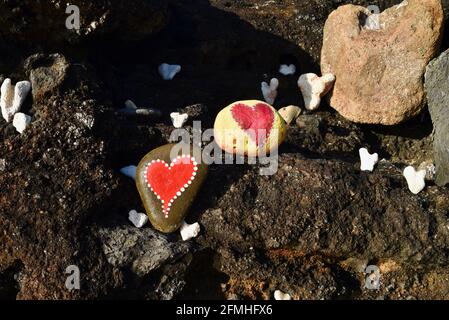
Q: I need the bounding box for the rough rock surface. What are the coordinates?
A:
[0,0,448,300]
[0,0,168,46]
[195,156,449,298]
[321,0,444,125]
[26,54,70,101]
[425,48,449,187]
[98,226,193,277]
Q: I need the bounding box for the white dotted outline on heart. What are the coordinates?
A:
[144,155,198,219]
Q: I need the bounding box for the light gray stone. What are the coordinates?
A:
[425,49,449,186]
[98,225,193,277]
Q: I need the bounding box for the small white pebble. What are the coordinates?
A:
[261,78,279,105]
[278,105,301,125]
[359,148,379,172]
[158,63,181,80]
[120,165,137,180]
[403,166,426,194]
[124,99,138,109]
[180,221,201,241]
[279,64,296,75]
[12,112,32,134]
[298,73,335,110]
[128,210,148,228]
[274,290,292,300]
[170,112,188,128]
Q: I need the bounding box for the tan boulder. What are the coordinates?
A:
[321,0,444,125]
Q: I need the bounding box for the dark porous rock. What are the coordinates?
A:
[178,104,209,122]
[98,226,196,300]
[216,247,343,300]
[0,264,19,300]
[425,48,449,186]
[24,53,69,101]
[196,154,449,298]
[1,0,448,301]
[0,59,121,299]
[0,0,168,46]
[98,226,193,277]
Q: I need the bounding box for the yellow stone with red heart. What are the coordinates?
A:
[214,100,287,156]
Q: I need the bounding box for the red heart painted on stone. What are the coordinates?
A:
[145,155,198,218]
[231,103,275,146]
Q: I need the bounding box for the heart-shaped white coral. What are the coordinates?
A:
[359,148,379,172]
[279,64,296,75]
[403,166,426,194]
[128,210,148,228]
[261,78,279,105]
[158,63,181,80]
[274,290,292,300]
[170,112,189,128]
[298,73,335,110]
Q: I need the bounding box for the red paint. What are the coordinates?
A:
[146,156,197,217]
[231,103,274,146]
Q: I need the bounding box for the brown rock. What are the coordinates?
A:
[321,0,444,125]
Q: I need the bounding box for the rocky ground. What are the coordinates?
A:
[0,0,448,300]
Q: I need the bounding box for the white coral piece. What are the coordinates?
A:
[1,79,31,122]
[124,99,138,109]
[297,73,335,110]
[170,112,189,128]
[180,221,200,241]
[279,64,296,75]
[274,290,292,300]
[359,148,379,172]
[403,166,426,194]
[120,165,137,180]
[128,210,148,228]
[12,113,32,134]
[158,63,181,80]
[261,78,279,105]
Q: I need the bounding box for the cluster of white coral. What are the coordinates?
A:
[358,147,428,194]
[1,78,32,133]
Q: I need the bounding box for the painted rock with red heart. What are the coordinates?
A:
[214,100,287,156]
[136,144,208,233]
